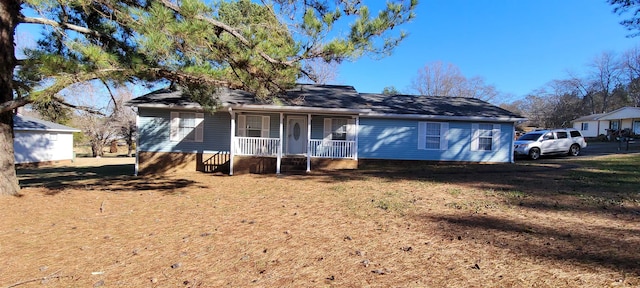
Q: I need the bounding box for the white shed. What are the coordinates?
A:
[13,114,81,165]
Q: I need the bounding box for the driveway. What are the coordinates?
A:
[581,140,640,157]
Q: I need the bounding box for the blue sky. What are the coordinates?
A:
[338,0,639,103]
[16,0,639,104]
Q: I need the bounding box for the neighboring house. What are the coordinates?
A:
[571,113,609,138]
[13,114,80,165]
[127,84,525,175]
[572,107,640,138]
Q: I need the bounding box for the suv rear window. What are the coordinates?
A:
[570,131,582,137]
[556,131,568,139]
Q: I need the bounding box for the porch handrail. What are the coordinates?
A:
[234,137,280,156]
[309,139,355,159]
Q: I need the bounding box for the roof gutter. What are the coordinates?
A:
[223,104,371,115]
[359,112,527,123]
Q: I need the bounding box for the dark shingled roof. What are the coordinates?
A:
[13,114,81,132]
[128,84,524,120]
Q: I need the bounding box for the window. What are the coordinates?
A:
[170,112,204,142]
[245,115,263,137]
[556,131,568,139]
[581,123,589,131]
[425,123,441,149]
[477,124,494,151]
[179,112,196,141]
[570,130,582,138]
[331,118,347,140]
[472,123,500,151]
[324,118,354,141]
[611,121,619,130]
[418,122,448,150]
[237,115,270,137]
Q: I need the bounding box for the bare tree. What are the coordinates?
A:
[410,61,499,101]
[410,61,465,96]
[301,59,340,85]
[621,45,640,106]
[111,88,137,157]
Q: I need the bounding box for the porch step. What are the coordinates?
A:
[281,157,307,172]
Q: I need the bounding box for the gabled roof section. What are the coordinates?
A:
[127,84,525,122]
[13,114,81,132]
[571,107,640,122]
[597,106,640,120]
[358,93,523,121]
[572,113,608,122]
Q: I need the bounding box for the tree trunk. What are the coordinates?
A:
[0,0,20,196]
[91,142,104,157]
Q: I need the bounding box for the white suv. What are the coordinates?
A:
[514,128,587,160]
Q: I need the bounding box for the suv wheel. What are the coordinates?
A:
[568,144,580,156]
[529,148,541,160]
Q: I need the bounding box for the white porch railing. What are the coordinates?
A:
[309,139,356,159]
[234,137,280,156]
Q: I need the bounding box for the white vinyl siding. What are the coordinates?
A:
[418,122,448,150]
[237,115,270,137]
[170,112,204,142]
[471,123,500,151]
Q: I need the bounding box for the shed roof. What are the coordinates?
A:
[13,114,81,132]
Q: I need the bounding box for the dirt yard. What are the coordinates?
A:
[1,154,639,287]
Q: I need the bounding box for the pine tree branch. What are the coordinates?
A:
[157,0,296,68]
[18,15,104,38]
[0,97,33,114]
[52,96,106,116]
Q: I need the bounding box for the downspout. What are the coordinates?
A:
[229,108,235,176]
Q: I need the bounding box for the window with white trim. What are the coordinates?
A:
[477,124,494,150]
[237,115,270,137]
[418,122,448,150]
[323,118,355,141]
[170,112,204,142]
[179,112,196,141]
[581,123,589,131]
[245,115,263,137]
[331,118,347,140]
[471,123,500,151]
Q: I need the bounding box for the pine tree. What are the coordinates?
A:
[0,0,417,195]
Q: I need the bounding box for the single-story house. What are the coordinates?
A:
[571,107,640,138]
[127,84,525,175]
[13,114,80,165]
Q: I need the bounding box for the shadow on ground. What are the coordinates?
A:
[277,153,640,217]
[416,213,640,277]
[17,163,207,194]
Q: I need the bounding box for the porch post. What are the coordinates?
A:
[354,116,359,161]
[229,109,235,176]
[277,113,283,174]
[134,114,139,176]
[306,113,311,173]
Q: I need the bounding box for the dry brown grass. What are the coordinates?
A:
[1,155,639,287]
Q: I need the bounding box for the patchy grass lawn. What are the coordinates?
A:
[1,155,639,287]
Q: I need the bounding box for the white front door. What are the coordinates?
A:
[287,117,307,155]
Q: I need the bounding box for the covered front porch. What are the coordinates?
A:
[228,111,359,175]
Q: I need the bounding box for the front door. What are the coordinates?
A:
[287,117,307,155]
